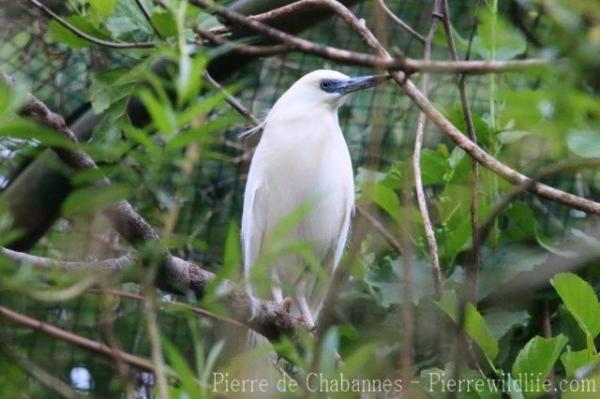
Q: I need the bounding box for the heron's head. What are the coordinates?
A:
[276,69,390,111]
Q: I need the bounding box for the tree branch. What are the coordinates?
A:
[0,246,131,272]
[355,205,403,256]
[195,27,292,57]
[188,0,600,214]
[0,305,157,373]
[190,0,549,74]
[412,0,443,298]
[376,0,425,44]
[440,0,482,295]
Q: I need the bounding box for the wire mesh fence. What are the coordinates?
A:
[0,0,585,397]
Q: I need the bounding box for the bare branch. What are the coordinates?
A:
[196,27,292,57]
[0,305,157,373]
[412,0,443,298]
[355,205,403,256]
[440,0,482,294]
[376,0,425,44]
[475,159,600,251]
[88,288,249,329]
[190,0,549,74]
[0,246,131,272]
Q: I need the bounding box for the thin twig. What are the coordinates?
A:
[377,0,426,44]
[0,246,257,331]
[195,27,292,56]
[475,159,600,250]
[28,0,156,49]
[0,246,132,272]
[88,288,248,329]
[356,205,403,256]
[440,0,482,295]
[412,0,443,298]
[134,0,164,39]
[439,3,482,394]
[0,305,157,373]
[203,71,262,126]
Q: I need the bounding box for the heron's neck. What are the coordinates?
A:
[270,98,340,125]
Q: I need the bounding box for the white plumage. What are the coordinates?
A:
[242,69,387,326]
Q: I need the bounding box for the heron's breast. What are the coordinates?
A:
[257,132,354,253]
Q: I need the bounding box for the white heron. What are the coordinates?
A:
[242,69,389,328]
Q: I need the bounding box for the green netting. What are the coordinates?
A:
[0,0,581,397]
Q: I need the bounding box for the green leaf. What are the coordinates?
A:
[512,335,568,398]
[62,185,130,216]
[479,245,548,299]
[485,309,531,341]
[319,328,339,378]
[365,257,436,307]
[163,339,203,398]
[561,350,600,378]
[367,181,402,224]
[498,130,533,144]
[567,130,600,158]
[106,0,153,40]
[200,340,224,385]
[464,304,499,361]
[48,16,107,48]
[90,0,117,18]
[166,115,237,151]
[138,89,176,134]
[221,222,241,281]
[473,9,526,60]
[0,117,78,149]
[505,202,537,241]
[150,10,178,37]
[89,59,153,114]
[420,147,449,185]
[551,273,600,339]
[437,291,499,361]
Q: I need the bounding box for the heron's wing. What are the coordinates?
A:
[331,191,354,272]
[331,203,354,273]
[241,176,266,294]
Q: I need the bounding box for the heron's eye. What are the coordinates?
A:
[320,80,334,91]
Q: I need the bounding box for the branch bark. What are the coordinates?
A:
[440,0,482,296]
[412,0,443,298]
[188,0,600,215]
[190,0,549,74]
[0,305,157,373]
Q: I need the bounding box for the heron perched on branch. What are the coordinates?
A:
[242,70,389,329]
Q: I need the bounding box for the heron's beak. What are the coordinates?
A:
[338,74,391,94]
